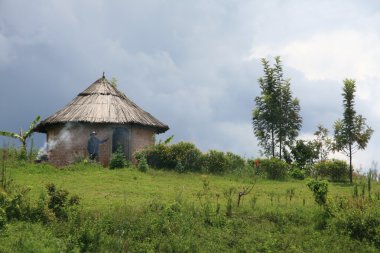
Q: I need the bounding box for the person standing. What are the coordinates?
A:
[87,131,108,161]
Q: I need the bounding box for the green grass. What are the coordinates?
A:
[8,162,376,211]
[1,161,380,252]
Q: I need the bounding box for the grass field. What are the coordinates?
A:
[7,162,365,211]
[1,161,380,252]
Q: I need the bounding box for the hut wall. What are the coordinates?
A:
[130,125,155,163]
[46,123,156,167]
[47,123,112,167]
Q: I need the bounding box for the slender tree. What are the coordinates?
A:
[0,116,41,154]
[313,124,332,161]
[278,78,302,159]
[253,56,302,159]
[253,58,280,157]
[334,79,373,183]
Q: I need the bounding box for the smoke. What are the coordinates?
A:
[36,123,74,160]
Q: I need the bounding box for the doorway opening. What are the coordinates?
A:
[112,128,129,159]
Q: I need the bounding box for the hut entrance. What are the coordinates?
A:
[112,128,129,159]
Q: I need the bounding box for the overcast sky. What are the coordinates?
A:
[1,0,379,171]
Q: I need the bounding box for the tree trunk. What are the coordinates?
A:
[271,128,275,158]
[349,144,353,183]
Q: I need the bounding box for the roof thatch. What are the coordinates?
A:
[35,76,169,133]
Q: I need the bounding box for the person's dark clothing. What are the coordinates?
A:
[87,136,107,160]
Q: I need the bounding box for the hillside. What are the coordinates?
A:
[0,162,379,252]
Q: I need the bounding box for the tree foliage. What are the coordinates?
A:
[0,116,41,156]
[314,125,333,162]
[291,140,319,169]
[333,79,373,183]
[252,56,302,159]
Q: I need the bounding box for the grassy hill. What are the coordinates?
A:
[1,161,380,252]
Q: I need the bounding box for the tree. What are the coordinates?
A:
[313,125,333,162]
[291,140,319,169]
[278,78,302,158]
[0,116,41,156]
[252,56,302,159]
[333,79,373,183]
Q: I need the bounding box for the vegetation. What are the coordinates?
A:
[333,79,373,183]
[0,57,378,252]
[252,56,302,159]
[135,139,246,174]
[109,146,128,169]
[0,116,40,159]
[0,155,379,252]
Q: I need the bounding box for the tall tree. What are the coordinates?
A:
[334,79,373,183]
[313,124,332,162]
[252,56,302,159]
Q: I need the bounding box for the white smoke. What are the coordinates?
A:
[36,123,74,160]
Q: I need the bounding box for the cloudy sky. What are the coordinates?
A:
[1,0,379,170]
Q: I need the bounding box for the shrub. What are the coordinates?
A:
[225,152,246,172]
[138,156,149,173]
[175,160,185,173]
[315,160,349,182]
[260,158,289,180]
[46,183,80,221]
[169,142,203,172]
[0,207,5,230]
[307,180,328,206]
[247,159,265,176]
[288,167,305,180]
[203,150,229,174]
[141,144,175,169]
[109,147,128,169]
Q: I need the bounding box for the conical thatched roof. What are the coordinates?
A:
[35,76,169,133]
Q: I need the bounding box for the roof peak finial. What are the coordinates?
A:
[102,72,105,78]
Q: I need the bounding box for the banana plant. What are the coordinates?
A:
[0,116,41,152]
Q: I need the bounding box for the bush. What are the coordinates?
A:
[109,147,128,169]
[315,160,349,182]
[203,150,229,174]
[0,207,6,230]
[260,158,289,180]
[288,167,305,180]
[307,180,328,206]
[46,183,80,221]
[138,156,149,173]
[225,152,246,172]
[139,144,175,169]
[169,142,203,172]
[333,198,380,247]
[247,159,265,176]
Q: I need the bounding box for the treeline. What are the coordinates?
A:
[133,137,354,182]
[252,56,373,182]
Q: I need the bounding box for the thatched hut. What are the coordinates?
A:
[34,75,169,167]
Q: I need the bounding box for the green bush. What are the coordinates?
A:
[203,150,229,174]
[138,156,149,173]
[46,183,80,221]
[331,197,380,248]
[225,152,246,172]
[260,158,289,180]
[315,160,349,182]
[169,142,203,172]
[247,159,265,176]
[140,143,175,169]
[109,147,128,169]
[0,207,6,230]
[307,180,328,206]
[288,167,305,180]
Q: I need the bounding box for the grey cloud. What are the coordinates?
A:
[1,0,379,165]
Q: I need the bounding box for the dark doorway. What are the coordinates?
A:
[112,128,129,158]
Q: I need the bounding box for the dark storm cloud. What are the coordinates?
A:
[1,0,380,166]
